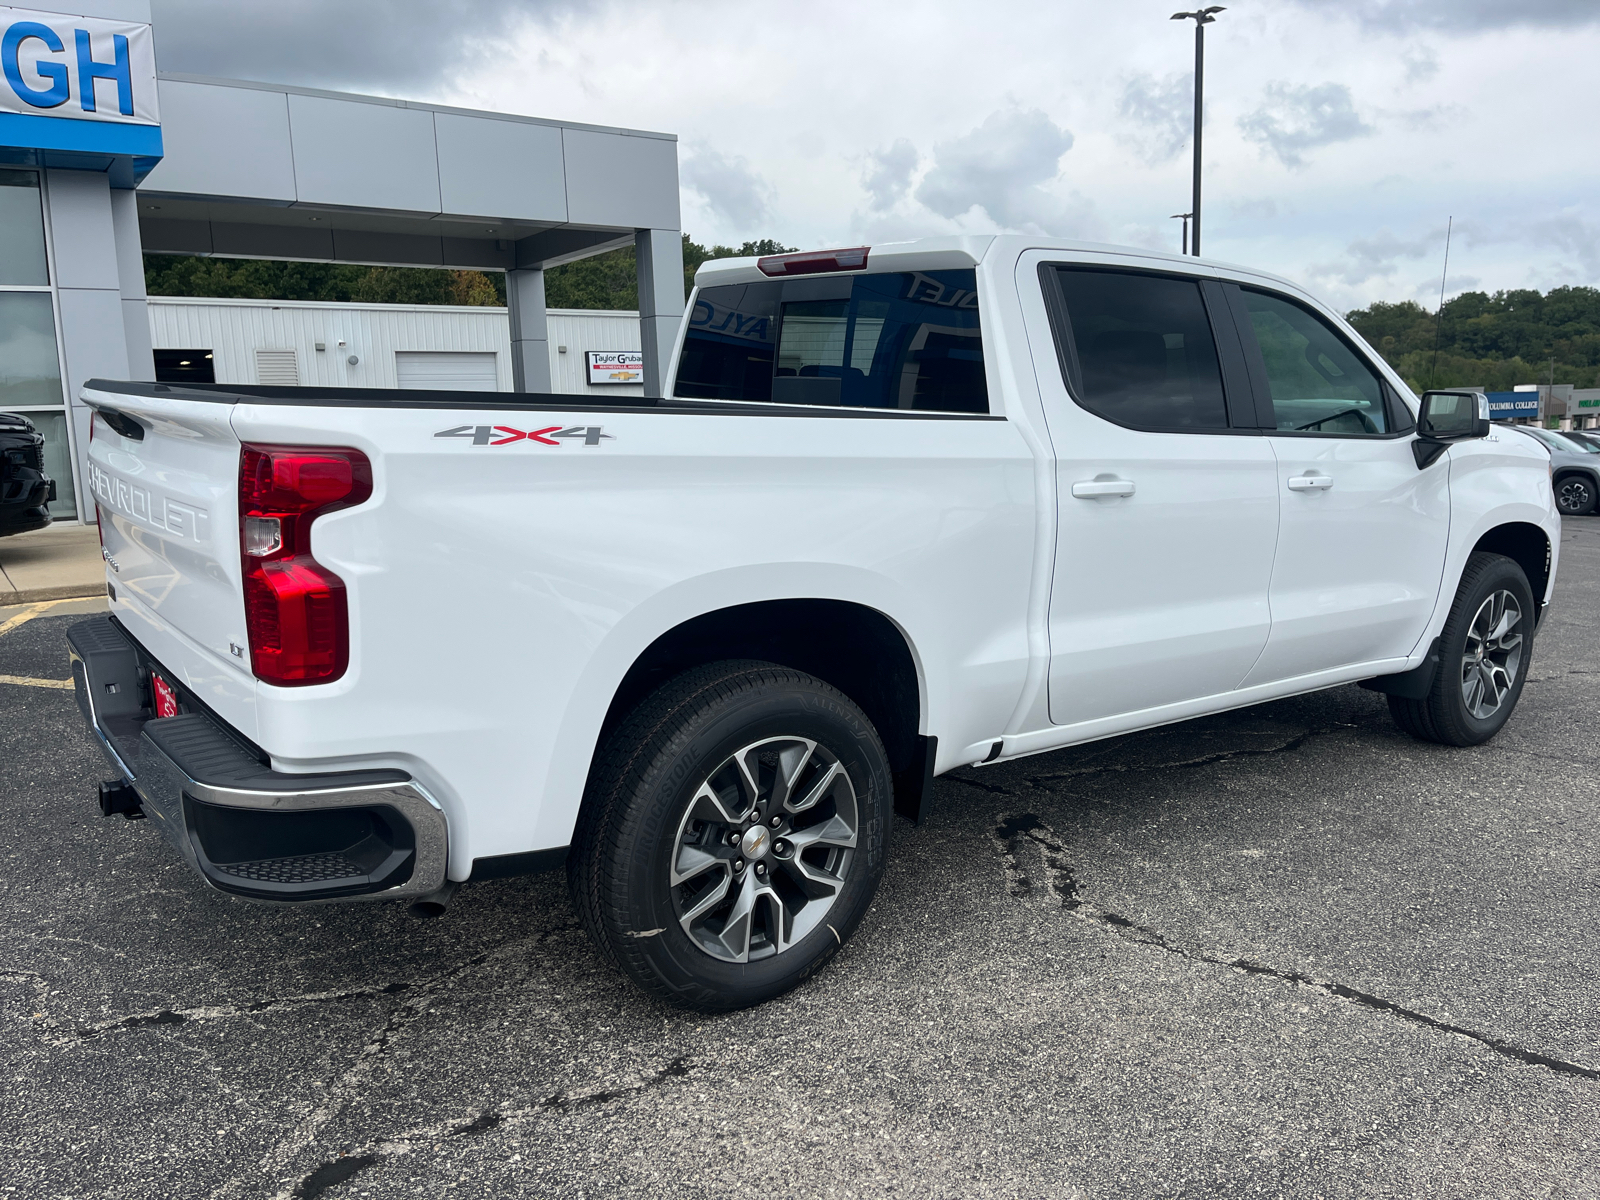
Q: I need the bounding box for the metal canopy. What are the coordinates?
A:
[137,74,677,269]
[134,74,685,394]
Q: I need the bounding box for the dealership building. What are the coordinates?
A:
[0,1,684,524]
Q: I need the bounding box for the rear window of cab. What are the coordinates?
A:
[673,269,988,413]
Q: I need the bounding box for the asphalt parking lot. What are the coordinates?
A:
[4,523,1599,1200]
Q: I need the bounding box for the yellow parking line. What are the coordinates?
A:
[0,595,105,638]
[0,674,73,690]
[0,602,53,638]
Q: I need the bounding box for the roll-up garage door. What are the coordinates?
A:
[395,351,499,392]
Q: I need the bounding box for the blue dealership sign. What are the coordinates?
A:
[1486,392,1540,418]
[0,5,160,166]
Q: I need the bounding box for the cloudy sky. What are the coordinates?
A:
[150,0,1600,313]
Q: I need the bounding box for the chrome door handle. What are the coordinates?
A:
[1071,478,1135,498]
[1287,474,1333,491]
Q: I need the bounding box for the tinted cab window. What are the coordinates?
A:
[1045,267,1229,431]
[674,269,987,413]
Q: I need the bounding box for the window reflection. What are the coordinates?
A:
[23,410,76,518]
[0,169,49,287]
[0,293,64,408]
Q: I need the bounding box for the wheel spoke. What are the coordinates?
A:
[770,739,817,810]
[788,811,858,852]
[671,842,726,888]
[1479,662,1501,711]
[1489,605,1520,645]
[759,882,797,954]
[685,781,739,827]
[787,760,842,814]
[732,749,764,818]
[1492,663,1509,708]
[677,868,732,928]
[700,871,761,962]
[777,853,842,895]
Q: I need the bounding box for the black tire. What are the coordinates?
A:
[568,660,891,1012]
[1388,552,1536,747]
[1555,474,1596,517]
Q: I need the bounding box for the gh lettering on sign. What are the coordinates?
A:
[0,6,158,125]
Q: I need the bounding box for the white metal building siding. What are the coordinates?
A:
[395,351,499,391]
[147,298,644,395]
[545,309,646,394]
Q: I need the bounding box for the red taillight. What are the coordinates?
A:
[238,444,371,686]
[756,246,870,277]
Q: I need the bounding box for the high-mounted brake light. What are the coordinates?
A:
[756,247,870,277]
[238,444,371,686]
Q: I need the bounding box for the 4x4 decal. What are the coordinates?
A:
[434,424,615,447]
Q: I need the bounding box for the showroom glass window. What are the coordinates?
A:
[0,169,74,517]
[1046,266,1229,431]
[672,270,988,413]
[1242,289,1390,436]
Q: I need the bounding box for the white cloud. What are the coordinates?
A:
[862,140,919,212]
[1238,82,1373,169]
[1401,45,1440,84]
[1117,72,1192,164]
[1526,214,1600,278]
[1311,229,1438,286]
[1230,199,1280,221]
[1287,0,1600,32]
[680,145,773,232]
[915,108,1090,236]
[149,0,578,90]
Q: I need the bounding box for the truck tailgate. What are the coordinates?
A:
[82,385,254,723]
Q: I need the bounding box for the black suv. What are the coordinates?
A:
[0,412,55,537]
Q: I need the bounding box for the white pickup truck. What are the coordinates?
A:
[70,236,1558,1011]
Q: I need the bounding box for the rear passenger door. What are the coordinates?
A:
[1021,256,1281,728]
[1225,286,1449,686]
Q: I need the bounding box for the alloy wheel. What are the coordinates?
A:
[1460,589,1524,720]
[668,736,859,963]
[1557,478,1593,515]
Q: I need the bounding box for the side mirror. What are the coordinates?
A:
[1414,390,1491,468]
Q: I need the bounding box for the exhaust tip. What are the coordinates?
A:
[407,880,460,919]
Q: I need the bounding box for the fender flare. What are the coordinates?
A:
[526,564,933,849]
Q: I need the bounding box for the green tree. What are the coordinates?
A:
[543,235,796,310]
[1346,285,1600,392]
[147,235,797,313]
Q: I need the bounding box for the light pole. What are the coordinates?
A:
[1171,6,1224,256]
[1170,212,1192,255]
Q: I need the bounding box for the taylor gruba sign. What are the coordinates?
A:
[0,6,158,126]
[586,351,644,385]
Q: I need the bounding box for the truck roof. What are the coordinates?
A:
[692,234,1309,298]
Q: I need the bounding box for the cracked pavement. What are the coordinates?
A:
[3,521,1598,1199]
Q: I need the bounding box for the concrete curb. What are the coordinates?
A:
[0,584,109,607]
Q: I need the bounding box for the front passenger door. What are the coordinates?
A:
[1230,286,1451,687]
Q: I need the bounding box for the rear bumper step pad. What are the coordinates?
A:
[67,615,448,903]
